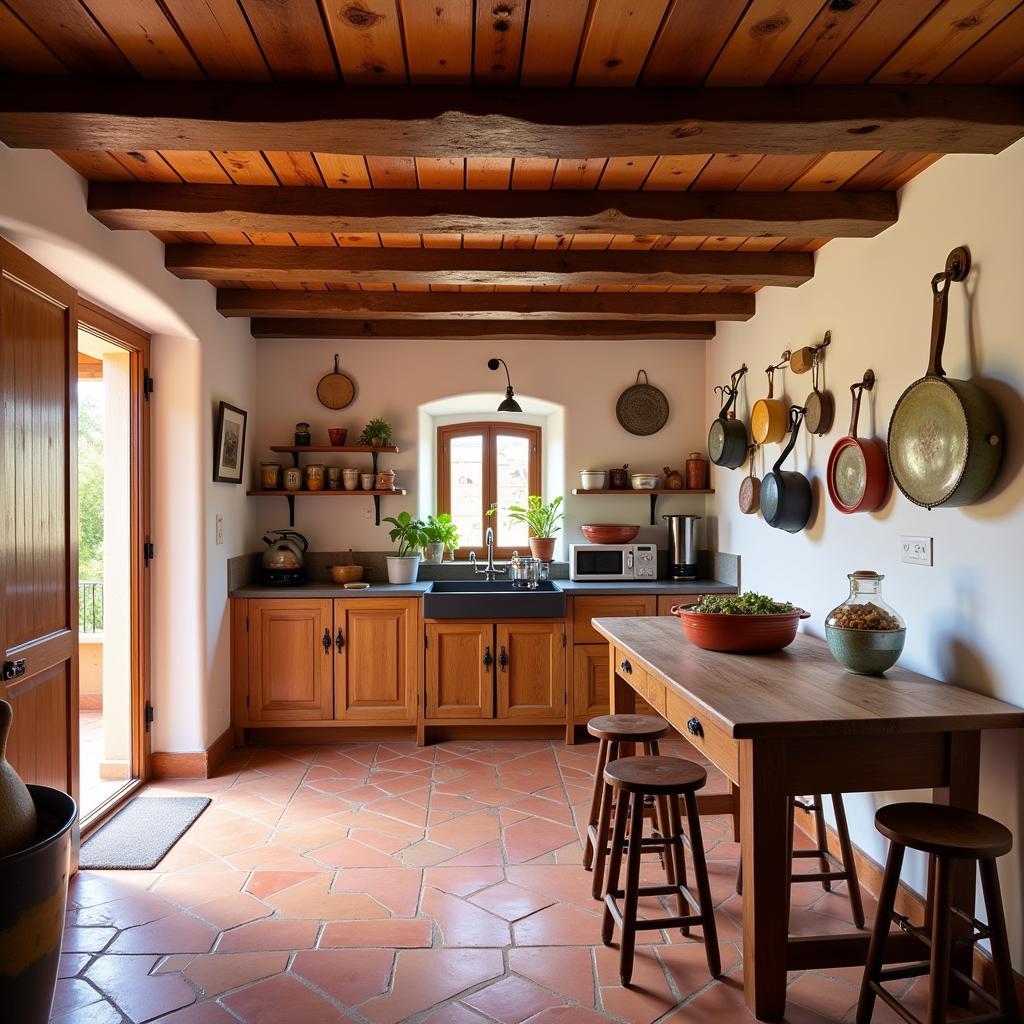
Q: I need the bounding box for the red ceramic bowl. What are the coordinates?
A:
[581,524,640,544]
[328,428,348,446]
[671,606,810,654]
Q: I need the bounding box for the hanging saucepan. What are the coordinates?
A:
[804,345,835,436]
[738,445,760,515]
[759,406,812,533]
[827,370,888,514]
[708,364,749,470]
[888,246,1003,509]
[751,353,791,445]
[317,352,356,410]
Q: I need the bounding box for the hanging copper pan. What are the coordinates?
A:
[738,446,760,515]
[827,370,888,514]
[887,247,1003,509]
[803,337,834,436]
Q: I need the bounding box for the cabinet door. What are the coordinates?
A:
[248,599,333,721]
[425,622,494,720]
[573,643,610,720]
[497,622,566,720]
[573,596,657,644]
[335,599,417,722]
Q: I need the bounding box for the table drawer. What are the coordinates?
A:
[613,646,666,717]
[664,688,738,782]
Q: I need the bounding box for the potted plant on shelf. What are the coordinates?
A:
[490,495,564,561]
[357,417,394,448]
[422,513,460,564]
[383,511,427,583]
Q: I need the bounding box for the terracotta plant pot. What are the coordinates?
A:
[529,537,556,561]
[671,606,810,654]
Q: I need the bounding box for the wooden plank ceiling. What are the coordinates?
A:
[2,0,1023,340]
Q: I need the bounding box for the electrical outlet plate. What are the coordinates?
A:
[901,535,932,566]
[215,514,224,546]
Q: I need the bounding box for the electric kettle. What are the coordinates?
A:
[261,530,308,586]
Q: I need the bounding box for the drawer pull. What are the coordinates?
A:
[687,716,703,738]
[322,628,332,655]
[619,659,632,675]
[483,645,493,668]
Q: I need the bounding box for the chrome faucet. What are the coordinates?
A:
[469,527,502,580]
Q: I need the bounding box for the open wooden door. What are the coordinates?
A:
[0,237,79,802]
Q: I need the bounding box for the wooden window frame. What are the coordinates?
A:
[437,421,542,560]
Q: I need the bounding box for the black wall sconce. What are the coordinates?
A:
[488,357,522,413]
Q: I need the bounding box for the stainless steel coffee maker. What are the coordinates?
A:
[663,515,701,580]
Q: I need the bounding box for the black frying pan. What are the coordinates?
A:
[760,407,812,533]
[708,365,749,470]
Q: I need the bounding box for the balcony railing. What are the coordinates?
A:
[79,580,104,634]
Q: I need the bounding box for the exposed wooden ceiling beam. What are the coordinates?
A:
[90,184,897,238]
[249,319,717,341]
[2,77,1022,155]
[216,290,753,321]
[166,244,813,288]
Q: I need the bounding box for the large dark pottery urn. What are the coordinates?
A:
[0,785,77,1024]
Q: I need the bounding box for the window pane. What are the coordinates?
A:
[494,434,531,551]
[448,434,483,548]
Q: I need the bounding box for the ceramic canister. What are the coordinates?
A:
[305,464,325,491]
[294,422,311,446]
[260,462,281,490]
[360,473,376,490]
[686,452,709,490]
[342,467,360,491]
[326,467,342,490]
[283,466,303,491]
[376,469,396,491]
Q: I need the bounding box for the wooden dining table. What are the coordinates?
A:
[593,615,1024,1021]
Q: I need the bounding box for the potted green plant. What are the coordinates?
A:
[383,511,427,583]
[358,417,394,448]
[490,495,564,561]
[422,513,460,564]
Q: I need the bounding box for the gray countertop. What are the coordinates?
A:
[230,579,735,599]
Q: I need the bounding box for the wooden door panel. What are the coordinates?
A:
[573,596,657,644]
[425,622,494,719]
[497,621,565,720]
[248,599,332,720]
[336,599,416,722]
[0,238,77,796]
[657,594,708,616]
[573,643,610,720]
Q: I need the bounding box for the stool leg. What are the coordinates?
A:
[601,786,629,946]
[657,793,687,931]
[591,741,618,900]
[683,790,721,978]
[856,840,905,1024]
[583,738,609,871]
[619,792,645,986]
[978,858,1021,1024]
[927,855,954,1024]
[831,794,865,929]
[811,795,832,892]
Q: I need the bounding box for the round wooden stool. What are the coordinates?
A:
[857,802,1019,1024]
[582,714,670,900]
[601,755,721,987]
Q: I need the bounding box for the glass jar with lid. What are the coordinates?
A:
[825,570,906,675]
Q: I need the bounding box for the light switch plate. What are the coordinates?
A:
[215,514,224,546]
[901,535,932,566]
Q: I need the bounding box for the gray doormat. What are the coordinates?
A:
[80,796,211,869]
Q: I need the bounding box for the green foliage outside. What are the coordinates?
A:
[78,382,104,629]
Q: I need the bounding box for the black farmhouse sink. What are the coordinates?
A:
[423,580,566,619]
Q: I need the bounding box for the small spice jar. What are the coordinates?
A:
[294,421,311,446]
[825,570,906,675]
[360,472,376,491]
[685,452,709,490]
[283,466,303,492]
[376,469,396,491]
[260,462,281,490]
[326,467,342,490]
[304,464,325,491]
[341,467,360,491]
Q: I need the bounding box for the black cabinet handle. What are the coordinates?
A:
[498,646,508,672]
[322,628,332,654]
[335,627,345,652]
[687,716,703,738]
[2,659,26,681]
[483,645,492,668]
[619,659,632,675]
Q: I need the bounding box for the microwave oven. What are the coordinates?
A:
[569,543,657,581]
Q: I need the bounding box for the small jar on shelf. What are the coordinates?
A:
[260,462,281,490]
[294,421,311,446]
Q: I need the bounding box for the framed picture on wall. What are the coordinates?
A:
[214,401,247,484]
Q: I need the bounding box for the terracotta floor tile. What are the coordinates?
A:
[332,866,423,916]
[659,975,750,1023]
[505,865,599,910]
[463,975,564,1023]
[221,972,341,1024]
[59,952,93,978]
[469,881,555,921]
[243,870,318,900]
[365,795,429,828]
[441,840,504,866]
[107,912,217,955]
[62,926,116,953]
[311,837,403,868]
[191,892,272,930]
[290,948,394,1006]
[657,940,741,999]
[272,818,348,852]
[508,946,596,1008]
[179,951,288,996]
[429,810,501,851]
[512,903,607,946]
[86,954,196,1022]
[50,998,125,1024]
[319,918,433,948]
[421,887,512,947]
[73,891,175,930]
[360,948,505,1024]
[153,872,247,908]
[596,945,676,1023]
[149,1004,240,1023]
[424,865,505,897]
[51,977,105,1017]
[264,872,389,920]
[215,918,319,952]
[503,818,580,864]
[350,828,411,854]
[522,1008,618,1023]
[419,1005,492,1024]
[787,972,861,1020]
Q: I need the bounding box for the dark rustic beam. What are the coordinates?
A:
[249,319,716,340]
[2,77,1022,155]
[216,289,753,321]
[166,244,813,287]
[90,183,897,238]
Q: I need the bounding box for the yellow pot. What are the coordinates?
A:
[751,368,788,444]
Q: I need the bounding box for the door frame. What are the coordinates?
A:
[77,299,152,826]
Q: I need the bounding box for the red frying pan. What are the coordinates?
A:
[827,370,888,514]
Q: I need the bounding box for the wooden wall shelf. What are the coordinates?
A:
[270,445,399,454]
[247,488,407,526]
[571,487,714,525]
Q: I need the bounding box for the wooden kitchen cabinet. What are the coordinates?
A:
[573,643,610,719]
[247,599,334,721]
[497,621,566,720]
[425,621,494,719]
[573,595,657,643]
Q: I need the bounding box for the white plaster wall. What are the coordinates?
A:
[0,144,257,753]
[707,138,1024,966]
[250,338,710,555]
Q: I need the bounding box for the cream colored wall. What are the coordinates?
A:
[707,138,1024,965]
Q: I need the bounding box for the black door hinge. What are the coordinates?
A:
[143,369,154,399]
[144,538,155,566]
[144,702,154,732]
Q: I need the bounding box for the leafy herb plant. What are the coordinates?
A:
[487,495,564,539]
[691,592,795,615]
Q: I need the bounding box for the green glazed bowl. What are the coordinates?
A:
[825,625,906,675]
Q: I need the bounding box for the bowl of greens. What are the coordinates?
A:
[671,592,810,653]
